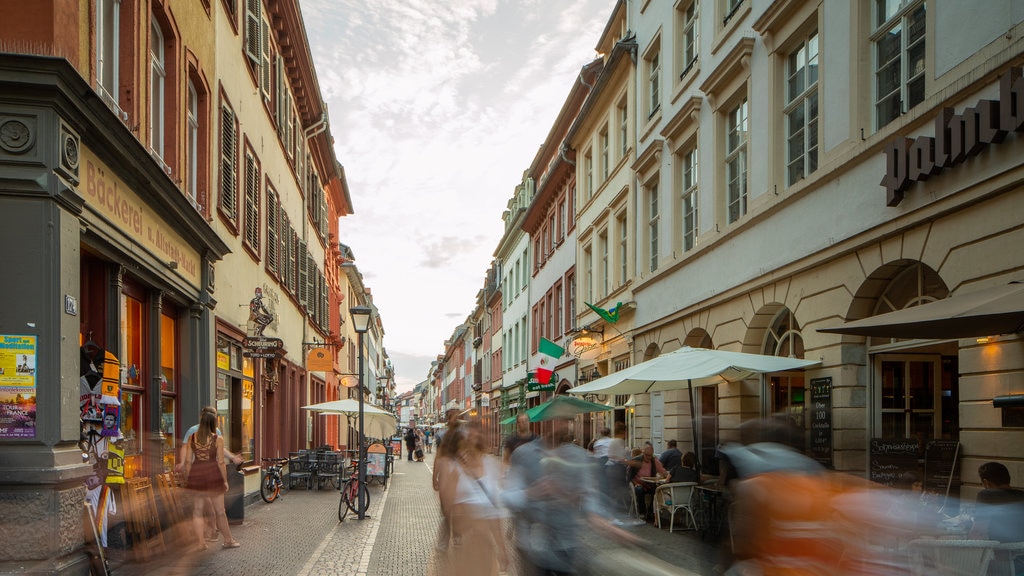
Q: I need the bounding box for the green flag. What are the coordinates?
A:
[585,302,621,324]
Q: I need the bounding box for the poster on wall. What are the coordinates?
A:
[0,334,38,439]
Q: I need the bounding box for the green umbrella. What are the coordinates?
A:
[525,395,611,422]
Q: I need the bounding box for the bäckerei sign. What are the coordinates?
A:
[881,67,1024,206]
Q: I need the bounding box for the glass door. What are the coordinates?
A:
[877,354,941,440]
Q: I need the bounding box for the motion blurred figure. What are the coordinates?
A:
[436,421,508,576]
[503,416,637,575]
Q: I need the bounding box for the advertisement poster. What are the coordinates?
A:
[0,335,38,439]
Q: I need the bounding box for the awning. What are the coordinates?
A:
[818,281,1024,339]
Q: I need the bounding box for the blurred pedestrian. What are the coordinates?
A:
[405,424,418,461]
[503,416,637,575]
[436,421,508,576]
[433,408,464,552]
[501,413,536,466]
[183,409,239,550]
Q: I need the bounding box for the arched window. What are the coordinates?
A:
[186,80,198,205]
[763,308,807,448]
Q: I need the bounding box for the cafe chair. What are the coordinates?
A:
[907,538,998,576]
[991,541,1024,576]
[653,482,698,533]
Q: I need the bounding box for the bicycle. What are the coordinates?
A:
[260,457,289,503]
[337,461,370,522]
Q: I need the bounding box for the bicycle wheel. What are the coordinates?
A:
[338,479,354,521]
[260,473,279,503]
[347,480,370,515]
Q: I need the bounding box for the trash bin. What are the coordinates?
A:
[226,467,245,524]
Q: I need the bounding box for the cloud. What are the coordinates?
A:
[300,0,609,382]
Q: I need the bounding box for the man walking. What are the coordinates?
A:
[404,423,418,461]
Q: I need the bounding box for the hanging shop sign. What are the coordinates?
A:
[881,66,1024,206]
[0,334,38,439]
[242,336,284,359]
[306,347,333,372]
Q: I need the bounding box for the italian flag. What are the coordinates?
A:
[536,338,565,384]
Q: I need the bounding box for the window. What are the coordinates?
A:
[725,99,748,223]
[558,200,566,240]
[584,150,594,200]
[873,0,926,130]
[553,282,562,336]
[534,239,542,270]
[583,245,593,304]
[785,31,819,186]
[681,147,698,251]
[521,248,529,289]
[724,0,744,24]
[149,18,166,159]
[96,0,120,106]
[242,147,261,255]
[548,214,556,251]
[219,101,238,226]
[617,212,628,285]
[186,81,199,206]
[618,96,629,158]
[599,231,609,298]
[647,47,661,117]
[648,182,659,272]
[679,0,700,77]
[266,186,279,275]
[566,272,576,330]
[600,125,610,180]
[244,0,260,63]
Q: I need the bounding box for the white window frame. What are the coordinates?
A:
[648,181,659,272]
[785,30,819,186]
[149,17,166,158]
[617,212,628,285]
[725,99,748,224]
[647,48,661,117]
[584,149,594,200]
[96,0,120,103]
[872,0,926,130]
[680,0,699,76]
[583,244,593,305]
[600,126,610,180]
[599,230,609,299]
[681,147,698,252]
[618,96,629,158]
[186,81,199,206]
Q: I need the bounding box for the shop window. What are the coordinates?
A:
[699,386,719,475]
[160,309,177,472]
[121,290,146,477]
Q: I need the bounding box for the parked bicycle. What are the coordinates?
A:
[260,457,289,503]
[338,461,370,521]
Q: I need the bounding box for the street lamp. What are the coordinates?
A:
[349,305,372,519]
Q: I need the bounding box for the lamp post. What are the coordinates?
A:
[349,305,372,520]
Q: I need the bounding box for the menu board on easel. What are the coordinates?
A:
[869,437,921,488]
[809,377,832,466]
[924,440,960,493]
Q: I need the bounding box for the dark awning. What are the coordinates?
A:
[818,282,1024,339]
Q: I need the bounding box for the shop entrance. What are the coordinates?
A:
[874,352,959,442]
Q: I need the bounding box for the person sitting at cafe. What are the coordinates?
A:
[670,451,700,484]
[627,442,668,521]
[658,439,683,474]
[970,461,1024,543]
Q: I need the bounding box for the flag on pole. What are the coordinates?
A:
[585,302,622,324]
[535,338,565,384]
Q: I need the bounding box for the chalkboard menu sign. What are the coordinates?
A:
[809,377,832,466]
[869,437,921,488]
[923,440,960,493]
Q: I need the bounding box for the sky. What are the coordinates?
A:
[300,0,614,394]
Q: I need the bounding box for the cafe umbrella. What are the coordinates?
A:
[301,399,398,440]
[568,346,820,473]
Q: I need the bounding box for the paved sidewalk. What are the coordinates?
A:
[108,450,722,575]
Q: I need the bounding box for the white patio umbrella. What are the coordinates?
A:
[568,346,820,472]
[301,399,398,440]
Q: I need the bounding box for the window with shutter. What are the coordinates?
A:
[260,16,271,101]
[243,149,260,253]
[266,187,278,275]
[275,55,285,136]
[288,228,298,294]
[219,104,237,224]
[244,0,260,63]
[297,240,308,307]
[305,254,315,314]
[281,213,291,292]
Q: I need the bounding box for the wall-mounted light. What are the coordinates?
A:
[167,261,178,270]
[976,335,998,344]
